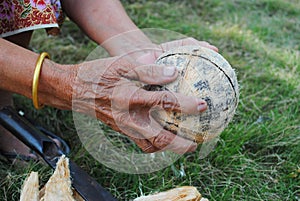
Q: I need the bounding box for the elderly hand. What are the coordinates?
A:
[72,54,207,154]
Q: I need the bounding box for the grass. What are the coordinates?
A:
[1,0,299,200]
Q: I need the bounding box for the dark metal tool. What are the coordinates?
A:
[0,106,118,201]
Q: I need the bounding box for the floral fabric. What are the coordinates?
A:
[0,0,65,37]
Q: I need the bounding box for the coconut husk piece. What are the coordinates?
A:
[20,157,208,201]
[20,171,39,201]
[19,155,84,201]
[134,186,209,201]
[40,155,76,201]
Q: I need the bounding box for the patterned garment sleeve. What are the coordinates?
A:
[0,0,65,37]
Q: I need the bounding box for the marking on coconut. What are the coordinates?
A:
[157,53,238,105]
[150,46,239,143]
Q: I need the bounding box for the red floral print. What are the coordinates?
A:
[0,0,64,37]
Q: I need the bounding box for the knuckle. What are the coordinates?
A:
[113,112,129,125]
[133,138,157,153]
[141,145,156,153]
[111,93,126,109]
[156,91,178,110]
[138,66,156,81]
[131,90,147,106]
[111,58,135,77]
[152,134,172,149]
[128,68,140,80]
[146,66,156,77]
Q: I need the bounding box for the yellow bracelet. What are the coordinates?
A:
[32,52,50,109]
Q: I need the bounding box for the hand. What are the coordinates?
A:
[160,37,218,52]
[72,55,207,154]
[136,37,218,64]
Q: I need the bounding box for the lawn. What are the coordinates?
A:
[1,0,299,200]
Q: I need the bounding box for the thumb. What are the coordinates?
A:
[125,64,179,85]
[136,49,163,65]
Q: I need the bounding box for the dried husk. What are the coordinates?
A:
[134,186,208,201]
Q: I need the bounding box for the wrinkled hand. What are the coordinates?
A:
[72,55,207,154]
[160,37,218,52]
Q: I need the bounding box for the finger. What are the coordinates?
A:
[180,37,219,52]
[198,41,219,52]
[108,114,159,153]
[130,89,207,114]
[136,51,160,65]
[124,64,179,85]
[143,116,197,154]
[148,130,198,154]
[110,110,159,152]
[129,137,159,153]
[160,37,219,52]
[120,125,196,154]
[121,113,197,154]
[112,81,207,115]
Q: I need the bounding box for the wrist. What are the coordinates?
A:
[37,59,78,110]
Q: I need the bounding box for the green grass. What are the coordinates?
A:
[1,0,299,200]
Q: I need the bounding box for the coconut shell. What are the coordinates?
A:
[151,46,239,143]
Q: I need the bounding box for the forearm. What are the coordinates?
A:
[0,39,76,110]
[61,0,153,56]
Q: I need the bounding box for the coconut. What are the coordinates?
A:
[151,46,239,143]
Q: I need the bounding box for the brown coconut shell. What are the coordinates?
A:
[151,46,239,143]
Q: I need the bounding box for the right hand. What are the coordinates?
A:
[72,55,207,154]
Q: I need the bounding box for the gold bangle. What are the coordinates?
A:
[32,52,50,109]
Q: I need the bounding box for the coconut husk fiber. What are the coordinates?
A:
[133,186,209,201]
[20,156,208,201]
[20,155,84,201]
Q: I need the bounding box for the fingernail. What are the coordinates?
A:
[197,100,207,112]
[163,66,176,77]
